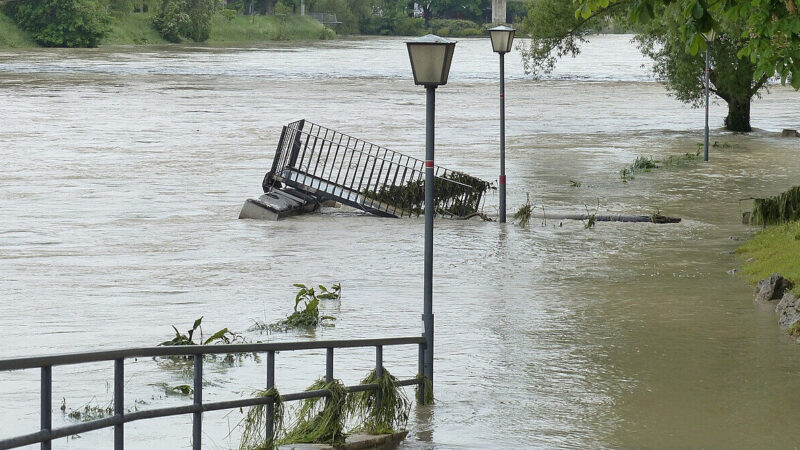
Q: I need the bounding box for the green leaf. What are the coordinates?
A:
[692,1,704,19]
[192,316,203,332]
[204,328,230,345]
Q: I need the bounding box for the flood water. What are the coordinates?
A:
[1,35,799,449]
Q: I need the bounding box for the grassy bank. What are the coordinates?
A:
[738,220,800,293]
[102,13,167,46]
[3,13,333,48]
[0,12,34,48]
[208,15,335,43]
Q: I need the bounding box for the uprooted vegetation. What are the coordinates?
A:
[620,151,702,182]
[751,186,800,226]
[251,283,340,332]
[362,172,492,217]
[238,368,411,448]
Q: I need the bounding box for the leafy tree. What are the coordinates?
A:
[635,3,769,131]
[577,0,800,89]
[4,0,111,47]
[153,0,217,42]
[519,0,795,131]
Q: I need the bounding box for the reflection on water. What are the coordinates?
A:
[1,36,799,449]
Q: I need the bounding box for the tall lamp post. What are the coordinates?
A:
[406,34,456,400]
[703,29,716,162]
[488,25,515,223]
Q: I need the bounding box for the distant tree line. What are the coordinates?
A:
[1,0,527,48]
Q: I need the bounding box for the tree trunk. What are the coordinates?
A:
[725,97,752,132]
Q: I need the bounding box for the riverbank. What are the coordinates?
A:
[0,12,334,48]
[738,220,800,294]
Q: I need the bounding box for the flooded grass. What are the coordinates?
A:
[738,220,800,292]
[620,151,702,182]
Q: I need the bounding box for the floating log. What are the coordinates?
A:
[533,214,681,224]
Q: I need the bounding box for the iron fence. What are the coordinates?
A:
[264,120,488,218]
[0,336,426,450]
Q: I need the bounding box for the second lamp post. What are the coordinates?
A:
[489,25,515,222]
[406,34,456,400]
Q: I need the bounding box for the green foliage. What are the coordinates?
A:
[4,0,111,47]
[738,219,800,294]
[514,193,533,227]
[430,0,489,22]
[208,14,334,41]
[569,179,582,187]
[363,171,490,217]
[348,368,411,434]
[415,374,433,405]
[429,19,485,37]
[64,399,114,422]
[239,387,284,449]
[0,12,35,48]
[281,379,349,445]
[619,151,700,182]
[752,186,800,226]
[253,283,339,332]
[159,316,238,346]
[153,382,194,396]
[520,0,788,131]
[109,0,135,16]
[220,8,237,20]
[153,0,218,42]
[102,12,167,45]
[575,0,800,89]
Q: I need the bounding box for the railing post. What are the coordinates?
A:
[41,366,52,450]
[325,348,333,384]
[114,358,124,450]
[375,346,383,410]
[417,342,425,404]
[192,355,203,450]
[266,350,275,447]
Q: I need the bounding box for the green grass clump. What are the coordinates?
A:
[102,13,166,45]
[620,151,701,182]
[0,13,35,48]
[737,220,800,293]
[281,379,348,445]
[415,374,433,405]
[208,15,334,43]
[514,193,533,227]
[348,368,410,435]
[239,387,284,449]
[752,186,800,226]
[363,171,490,217]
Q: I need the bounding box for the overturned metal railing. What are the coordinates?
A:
[264,120,489,218]
[0,336,426,450]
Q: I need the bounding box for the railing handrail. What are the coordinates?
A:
[0,336,425,371]
[293,122,457,176]
[0,335,427,450]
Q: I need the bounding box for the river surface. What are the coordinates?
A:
[1,35,799,449]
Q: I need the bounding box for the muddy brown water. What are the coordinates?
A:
[1,35,799,449]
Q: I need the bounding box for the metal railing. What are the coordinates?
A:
[264,120,488,218]
[0,336,426,450]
